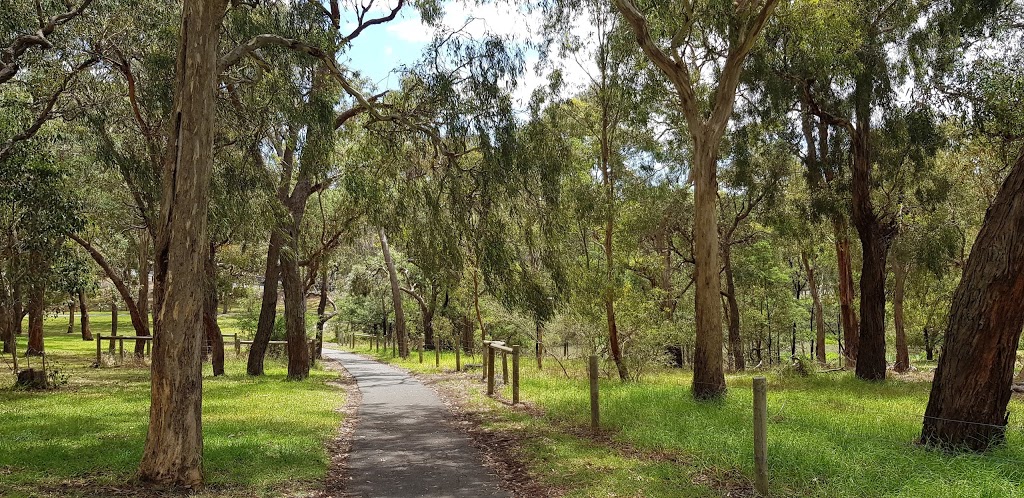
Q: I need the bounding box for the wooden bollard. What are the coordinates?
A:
[502,352,508,385]
[753,376,768,496]
[455,345,461,372]
[486,345,496,396]
[96,333,102,365]
[481,341,488,381]
[434,336,440,367]
[512,345,520,405]
[419,341,423,363]
[589,355,599,432]
[234,335,241,355]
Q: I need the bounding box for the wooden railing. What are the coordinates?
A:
[483,340,520,405]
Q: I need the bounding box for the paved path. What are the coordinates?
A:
[322,349,510,498]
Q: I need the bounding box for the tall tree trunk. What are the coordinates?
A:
[247,229,282,376]
[315,265,329,360]
[801,252,827,364]
[923,327,933,361]
[921,150,1024,451]
[68,299,76,334]
[203,244,224,376]
[600,94,628,383]
[893,263,910,373]
[136,231,151,357]
[78,289,92,341]
[723,244,744,371]
[26,271,44,356]
[692,142,726,398]
[379,228,408,358]
[834,219,859,366]
[281,216,309,380]
[138,0,225,486]
[1,273,12,354]
[13,277,23,337]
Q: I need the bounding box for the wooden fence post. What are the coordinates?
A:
[419,340,423,363]
[434,335,440,367]
[95,333,102,366]
[486,345,496,396]
[589,355,599,432]
[502,352,508,385]
[754,376,768,496]
[455,344,461,372]
[512,345,520,405]
[234,334,240,355]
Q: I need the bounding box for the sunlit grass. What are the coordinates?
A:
[0,317,344,497]
[349,340,1024,497]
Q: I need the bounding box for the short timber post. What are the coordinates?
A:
[502,352,508,385]
[486,344,496,396]
[434,335,440,367]
[95,333,102,365]
[455,344,461,372]
[753,376,768,496]
[589,355,599,432]
[234,334,240,355]
[512,345,520,405]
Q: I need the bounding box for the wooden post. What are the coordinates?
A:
[434,335,440,367]
[455,344,461,372]
[419,341,423,363]
[109,302,117,354]
[754,376,769,496]
[481,340,488,382]
[234,334,240,355]
[502,352,508,385]
[512,345,520,405]
[95,333,102,366]
[486,345,495,396]
[145,338,151,357]
[589,355,599,432]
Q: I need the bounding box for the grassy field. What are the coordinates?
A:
[351,340,1024,498]
[1,313,345,497]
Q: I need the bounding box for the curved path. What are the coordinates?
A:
[322,348,510,498]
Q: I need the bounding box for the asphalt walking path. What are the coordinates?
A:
[322,348,510,498]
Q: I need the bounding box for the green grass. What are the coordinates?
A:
[350,341,1024,497]
[1,316,345,497]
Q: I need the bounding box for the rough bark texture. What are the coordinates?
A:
[723,244,744,371]
[136,231,151,357]
[78,289,92,341]
[691,142,725,396]
[379,229,408,358]
[247,228,282,376]
[892,263,910,373]
[921,151,1024,451]
[138,0,225,487]
[281,221,309,380]
[0,275,11,354]
[801,252,827,365]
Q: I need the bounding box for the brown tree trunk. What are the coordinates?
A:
[893,263,910,373]
[921,150,1024,451]
[26,275,44,355]
[0,274,11,354]
[68,299,76,334]
[379,228,408,358]
[136,231,151,357]
[834,219,859,366]
[723,244,744,371]
[801,252,827,364]
[599,93,628,382]
[138,0,225,486]
[314,265,330,360]
[281,221,309,380]
[13,277,23,337]
[692,142,726,398]
[203,244,224,376]
[247,229,282,376]
[78,289,92,341]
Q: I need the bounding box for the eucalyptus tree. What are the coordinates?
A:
[137,0,226,487]
[611,0,780,398]
[919,0,1024,451]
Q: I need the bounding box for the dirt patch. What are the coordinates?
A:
[317,357,363,498]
